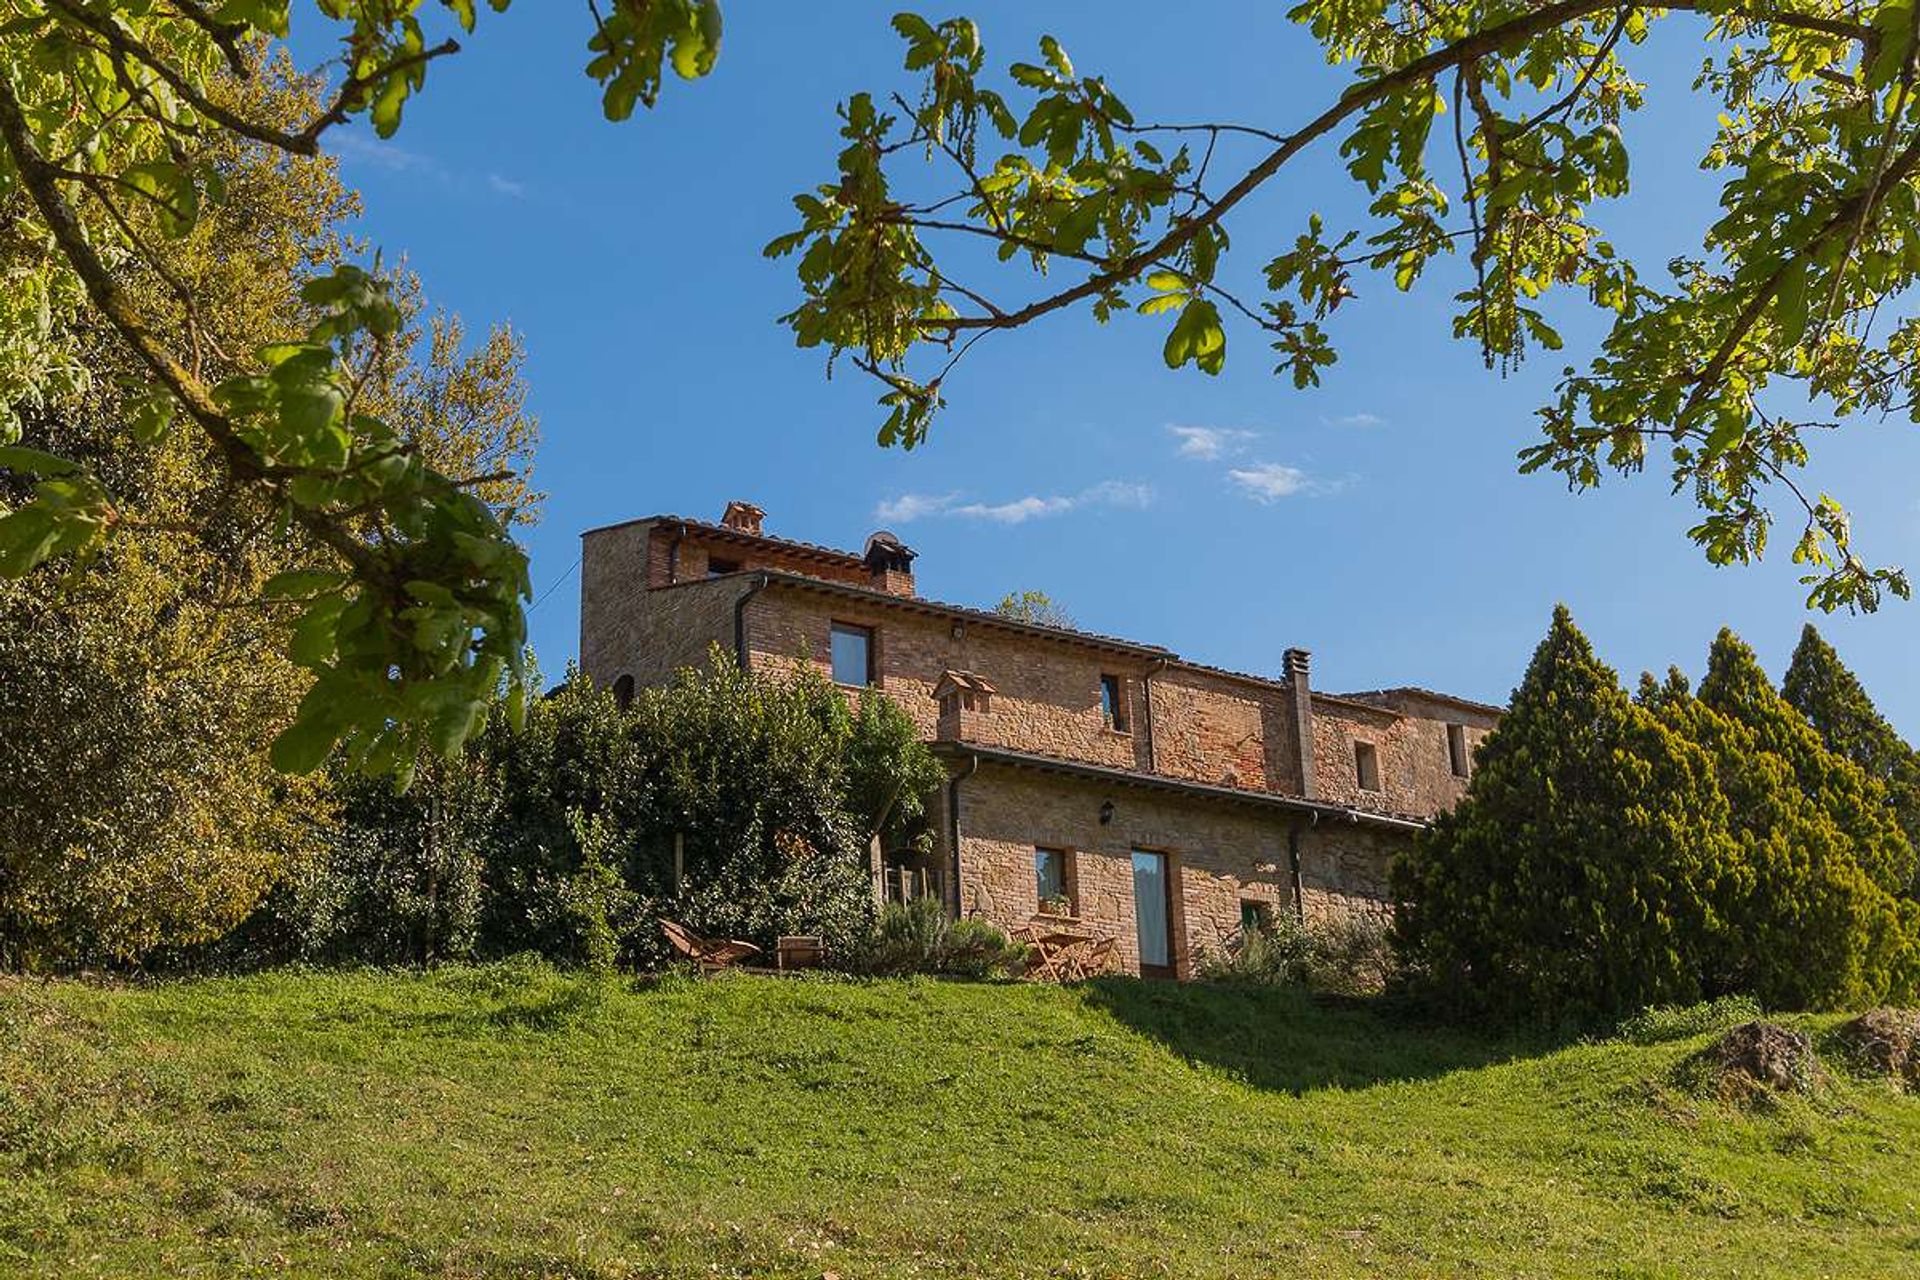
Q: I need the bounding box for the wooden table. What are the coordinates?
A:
[1018,926,1096,982]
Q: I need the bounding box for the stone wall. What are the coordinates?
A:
[1147,666,1299,793]
[579,520,751,689]
[1308,696,1496,818]
[743,585,1154,771]
[644,523,879,592]
[953,762,1410,978]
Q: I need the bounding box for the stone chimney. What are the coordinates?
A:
[1283,647,1316,800]
[863,530,917,597]
[720,500,765,536]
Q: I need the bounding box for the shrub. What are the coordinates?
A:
[1195,915,1313,986]
[1195,911,1396,994]
[1615,995,1765,1046]
[1309,913,1398,996]
[861,898,1021,978]
[222,652,944,972]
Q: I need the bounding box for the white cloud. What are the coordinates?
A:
[875,481,1152,526]
[875,492,961,523]
[487,172,527,198]
[1167,424,1260,460]
[1227,462,1314,502]
[950,495,1076,523]
[1324,411,1386,428]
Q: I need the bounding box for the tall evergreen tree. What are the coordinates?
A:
[1394,606,1735,1024]
[1784,624,1920,868]
[1654,670,1913,1011]
[1700,630,1916,899]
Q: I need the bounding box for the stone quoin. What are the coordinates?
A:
[580,502,1502,978]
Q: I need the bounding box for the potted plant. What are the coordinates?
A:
[1037,893,1075,920]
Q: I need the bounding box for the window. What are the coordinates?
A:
[707,556,740,577]
[611,673,635,710]
[1240,899,1275,935]
[1354,741,1382,792]
[1035,848,1073,913]
[1099,673,1129,732]
[1447,723,1471,778]
[830,622,874,687]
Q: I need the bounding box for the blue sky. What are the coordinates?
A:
[303,3,1919,733]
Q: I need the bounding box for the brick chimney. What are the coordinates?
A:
[720,500,765,536]
[863,530,917,597]
[1283,647,1316,799]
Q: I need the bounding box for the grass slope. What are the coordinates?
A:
[2,966,1917,1278]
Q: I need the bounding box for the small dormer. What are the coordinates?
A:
[934,669,996,715]
[934,669,997,742]
[864,530,918,597]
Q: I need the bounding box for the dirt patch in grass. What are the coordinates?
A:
[1831,1008,1920,1089]
[1681,1021,1826,1104]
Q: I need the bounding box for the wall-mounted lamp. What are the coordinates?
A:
[1098,800,1115,826]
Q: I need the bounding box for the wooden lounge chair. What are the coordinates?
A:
[661,919,761,973]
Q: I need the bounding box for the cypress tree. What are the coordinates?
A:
[1655,669,1912,1010]
[1700,630,1916,899]
[1783,624,1920,871]
[1394,606,1735,1024]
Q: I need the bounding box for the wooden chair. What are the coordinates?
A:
[1025,929,1092,982]
[1077,937,1117,977]
[661,919,762,973]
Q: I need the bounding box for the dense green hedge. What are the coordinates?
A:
[214,650,947,970]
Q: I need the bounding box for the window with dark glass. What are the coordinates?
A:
[830,622,874,687]
[1034,848,1069,911]
[1447,723,1470,777]
[1099,673,1128,732]
[1354,741,1382,792]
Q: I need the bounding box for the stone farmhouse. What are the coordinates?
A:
[580,501,1502,979]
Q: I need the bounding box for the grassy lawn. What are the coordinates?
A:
[2,965,1917,1278]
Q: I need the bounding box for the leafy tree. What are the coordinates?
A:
[770,8,1920,611]
[992,589,1075,629]
[0,3,704,775]
[242,654,943,968]
[845,687,950,854]
[1784,623,1920,856]
[1394,606,1736,1023]
[0,57,534,968]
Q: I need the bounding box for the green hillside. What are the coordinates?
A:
[3,967,1916,1278]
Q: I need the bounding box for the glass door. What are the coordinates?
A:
[1131,850,1173,978]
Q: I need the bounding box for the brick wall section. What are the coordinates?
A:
[1310,693,1499,815]
[954,763,1408,976]
[1146,666,1298,793]
[1297,821,1405,924]
[1348,689,1499,810]
[580,533,748,689]
[743,586,1153,771]
[644,523,873,591]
